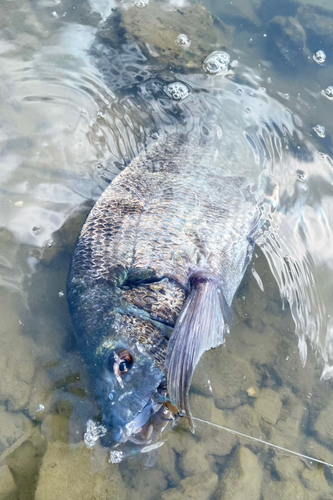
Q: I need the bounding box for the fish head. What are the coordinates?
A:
[94,337,166,444]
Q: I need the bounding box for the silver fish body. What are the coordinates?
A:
[67,133,263,441]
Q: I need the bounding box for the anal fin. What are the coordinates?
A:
[165,271,232,431]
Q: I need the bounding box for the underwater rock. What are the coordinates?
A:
[302,437,333,467]
[218,446,262,500]
[35,442,124,500]
[205,0,261,27]
[297,0,333,9]
[157,444,181,487]
[189,392,216,422]
[180,443,211,477]
[161,471,218,500]
[41,414,70,444]
[254,388,282,426]
[27,368,52,422]
[297,5,333,47]
[0,465,18,500]
[261,478,306,500]
[196,405,239,458]
[0,291,36,411]
[315,398,333,445]
[270,390,303,450]
[273,454,304,481]
[127,468,167,500]
[224,405,260,442]
[265,16,310,69]
[193,348,259,410]
[300,466,331,498]
[119,1,232,71]
[0,407,32,464]
[0,338,36,411]
[6,427,47,500]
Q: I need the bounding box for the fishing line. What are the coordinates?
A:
[193,417,333,468]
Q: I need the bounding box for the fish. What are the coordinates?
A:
[67,130,263,445]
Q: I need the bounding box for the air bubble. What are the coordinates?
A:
[322,86,333,100]
[109,450,123,464]
[314,124,326,138]
[133,0,149,7]
[175,34,191,49]
[203,51,230,75]
[313,50,326,64]
[84,420,107,449]
[58,291,64,298]
[296,170,306,182]
[164,82,190,101]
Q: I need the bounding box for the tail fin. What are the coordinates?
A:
[165,271,232,431]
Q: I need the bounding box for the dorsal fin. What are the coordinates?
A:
[165,271,232,431]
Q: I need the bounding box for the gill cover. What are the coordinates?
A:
[165,271,232,430]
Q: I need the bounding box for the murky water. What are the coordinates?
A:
[1,0,333,498]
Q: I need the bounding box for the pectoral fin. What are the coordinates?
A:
[165,272,232,431]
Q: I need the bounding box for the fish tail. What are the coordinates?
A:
[165,271,232,431]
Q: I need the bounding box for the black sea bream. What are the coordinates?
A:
[67,129,264,443]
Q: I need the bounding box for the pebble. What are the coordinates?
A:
[0,407,32,464]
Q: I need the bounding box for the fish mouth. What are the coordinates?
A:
[108,400,176,460]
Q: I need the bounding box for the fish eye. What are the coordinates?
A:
[117,349,133,375]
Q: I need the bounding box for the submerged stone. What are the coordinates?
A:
[0,291,36,412]
[161,471,218,500]
[180,443,211,477]
[218,446,262,500]
[254,388,282,426]
[297,5,333,47]
[35,442,124,500]
[261,478,306,500]
[5,427,47,500]
[315,398,333,445]
[205,0,261,27]
[0,465,17,500]
[119,1,232,71]
[265,16,310,69]
[0,407,32,464]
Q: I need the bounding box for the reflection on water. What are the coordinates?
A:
[1,0,333,498]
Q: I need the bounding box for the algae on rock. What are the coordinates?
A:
[119,0,232,71]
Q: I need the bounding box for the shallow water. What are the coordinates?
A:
[1,0,333,498]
